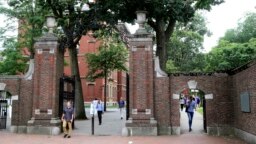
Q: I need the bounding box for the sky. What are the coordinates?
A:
[0,1,18,50]
[0,0,256,52]
[127,0,256,53]
[201,0,256,52]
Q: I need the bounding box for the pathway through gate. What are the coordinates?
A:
[73,108,126,136]
[180,111,204,134]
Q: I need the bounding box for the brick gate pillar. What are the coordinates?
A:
[27,32,64,135]
[123,11,157,136]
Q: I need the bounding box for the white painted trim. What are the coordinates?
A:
[145,45,151,51]
[86,82,96,85]
[11,95,18,100]
[49,49,55,54]
[37,49,43,54]
[172,94,180,99]
[234,128,256,144]
[47,109,52,115]
[0,83,6,91]
[24,59,34,80]
[154,56,168,77]
[132,46,137,51]
[145,109,151,115]
[132,109,138,114]
[187,80,197,89]
[35,109,40,115]
[205,94,213,99]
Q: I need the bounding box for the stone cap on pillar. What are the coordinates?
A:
[35,33,58,42]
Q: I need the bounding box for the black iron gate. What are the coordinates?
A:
[0,99,8,129]
[59,75,75,128]
[203,96,207,133]
[126,73,129,120]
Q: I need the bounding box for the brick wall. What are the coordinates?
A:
[128,45,154,121]
[0,77,33,127]
[154,73,234,135]
[1,60,255,137]
[154,77,171,134]
[0,77,20,95]
[231,62,256,135]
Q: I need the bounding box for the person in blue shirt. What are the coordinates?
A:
[118,97,125,120]
[186,96,196,132]
[96,99,104,125]
[62,101,74,138]
[195,95,201,108]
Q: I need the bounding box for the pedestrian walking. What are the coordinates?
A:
[61,101,74,138]
[90,98,98,115]
[118,97,125,119]
[195,95,201,108]
[96,99,104,125]
[186,96,196,132]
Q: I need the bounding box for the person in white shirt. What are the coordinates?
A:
[96,99,104,125]
[180,96,185,111]
[118,97,125,119]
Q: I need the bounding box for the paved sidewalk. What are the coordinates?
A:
[0,131,246,144]
[73,108,125,136]
[0,108,247,144]
[180,109,204,134]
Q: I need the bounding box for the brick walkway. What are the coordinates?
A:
[0,108,246,144]
[0,131,246,144]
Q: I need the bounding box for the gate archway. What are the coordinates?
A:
[169,74,229,135]
[179,88,207,134]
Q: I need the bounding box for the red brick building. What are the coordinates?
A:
[64,34,127,104]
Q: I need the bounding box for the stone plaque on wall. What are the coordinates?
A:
[205,94,213,99]
[240,92,250,112]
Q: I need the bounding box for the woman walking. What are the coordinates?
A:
[186,96,196,132]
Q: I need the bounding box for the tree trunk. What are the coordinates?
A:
[68,47,87,119]
[156,20,168,71]
[155,19,175,71]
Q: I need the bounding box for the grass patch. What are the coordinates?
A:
[84,105,118,109]
[197,107,203,115]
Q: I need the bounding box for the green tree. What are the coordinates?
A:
[166,13,208,73]
[1,0,99,119]
[0,38,27,75]
[221,12,256,43]
[97,0,223,70]
[85,31,128,111]
[0,0,47,58]
[39,0,115,119]
[206,13,256,72]
[205,39,256,71]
